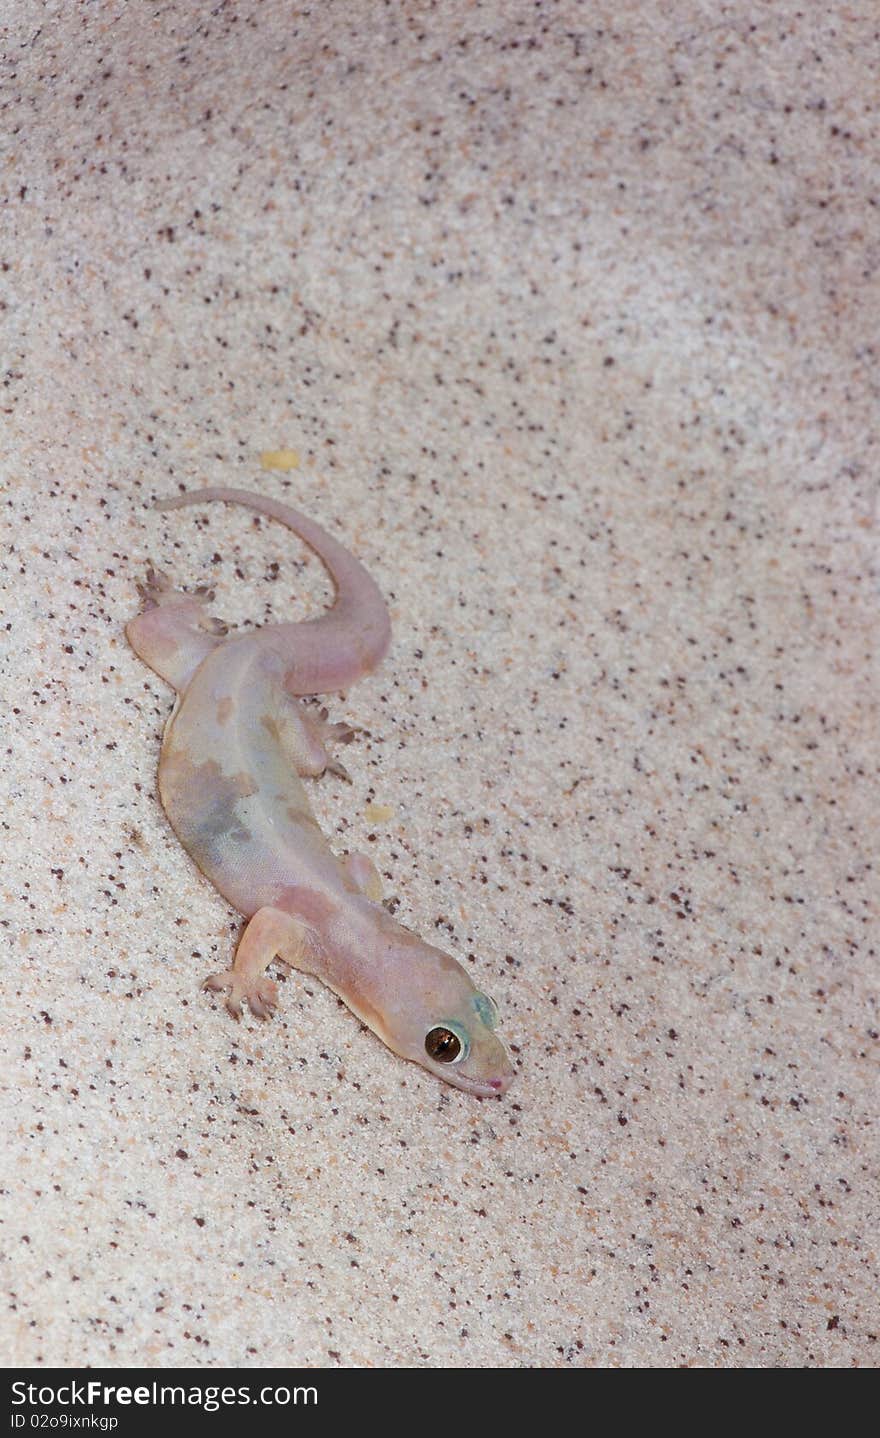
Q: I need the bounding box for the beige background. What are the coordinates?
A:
[1,1,877,1367]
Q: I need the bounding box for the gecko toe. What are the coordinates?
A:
[203,969,239,1018]
[137,565,187,610]
[200,614,230,636]
[247,979,280,1019]
[326,721,358,744]
[203,968,277,1020]
[302,703,362,772]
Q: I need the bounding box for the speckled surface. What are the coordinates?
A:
[2,1,877,1368]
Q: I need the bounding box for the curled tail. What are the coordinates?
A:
[157,487,391,685]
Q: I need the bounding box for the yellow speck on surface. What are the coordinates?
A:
[364,802,394,823]
[259,448,300,471]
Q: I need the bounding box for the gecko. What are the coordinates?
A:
[126,487,515,1097]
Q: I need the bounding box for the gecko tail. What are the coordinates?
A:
[155,487,391,672]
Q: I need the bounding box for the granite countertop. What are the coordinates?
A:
[1,1,876,1367]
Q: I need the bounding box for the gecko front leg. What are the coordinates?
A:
[203,907,311,1019]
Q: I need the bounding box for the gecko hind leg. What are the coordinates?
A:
[304,704,361,782]
[126,566,229,692]
[138,567,229,635]
[276,698,361,783]
[203,906,310,1020]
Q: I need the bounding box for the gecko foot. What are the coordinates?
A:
[301,703,361,782]
[312,705,360,747]
[203,969,280,1020]
[136,566,228,634]
[136,565,177,608]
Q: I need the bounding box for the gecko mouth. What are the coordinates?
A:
[448,1069,514,1098]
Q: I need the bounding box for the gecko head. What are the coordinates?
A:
[415,984,515,1097]
[345,920,515,1097]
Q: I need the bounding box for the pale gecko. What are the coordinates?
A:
[126,488,514,1096]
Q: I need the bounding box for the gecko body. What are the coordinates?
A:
[126,488,514,1096]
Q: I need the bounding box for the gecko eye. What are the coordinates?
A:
[425,1025,467,1064]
